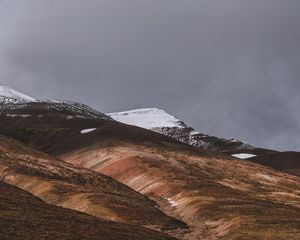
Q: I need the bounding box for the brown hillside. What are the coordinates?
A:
[0,181,176,240]
[0,135,186,237]
[56,126,300,240]
[2,110,300,239]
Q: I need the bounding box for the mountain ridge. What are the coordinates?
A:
[0,86,278,156]
[108,107,275,156]
[0,85,36,103]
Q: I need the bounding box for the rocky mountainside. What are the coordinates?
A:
[108,108,275,157]
[0,85,111,120]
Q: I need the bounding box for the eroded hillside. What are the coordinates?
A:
[55,125,300,240]
[0,181,176,240]
[0,135,186,238]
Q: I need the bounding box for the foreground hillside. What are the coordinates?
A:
[0,181,176,240]
[10,117,299,240]
[0,135,186,238]
[55,124,300,240]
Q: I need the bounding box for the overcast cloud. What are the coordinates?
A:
[0,0,300,151]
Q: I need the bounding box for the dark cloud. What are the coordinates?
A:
[1,0,300,151]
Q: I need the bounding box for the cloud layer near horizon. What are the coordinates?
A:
[1,0,300,151]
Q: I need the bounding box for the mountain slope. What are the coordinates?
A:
[0,135,186,236]
[249,151,300,177]
[0,85,35,103]
[1,99,111,120]
[2,86,300,239]
[0,100,113,152]
[108,108,275,156]
[35,123,300,240]
[0,181,176,240]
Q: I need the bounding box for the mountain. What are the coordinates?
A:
[0,85,114,152]
[0,84,111,121]
[108,108,275,157]
[2,107,298,238]
[2,85,300,239]
[0,87,273,156]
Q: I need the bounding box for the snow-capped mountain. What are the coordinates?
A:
[0,85,36,103]
[0,85,111,120]
[108,108,186,129]
[0,85,272,155]
[108,108,273,155]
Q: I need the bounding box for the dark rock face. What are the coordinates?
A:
[152,126,250,151]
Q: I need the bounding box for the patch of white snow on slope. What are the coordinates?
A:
[108,108,185,129]
[81,128,96,134]
[0,85,35,102]
[232,153,256,159]
[166,198,178,207]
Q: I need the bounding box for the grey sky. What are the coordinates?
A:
[1,0,300,151]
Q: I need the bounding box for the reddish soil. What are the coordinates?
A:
[0,135,186,237]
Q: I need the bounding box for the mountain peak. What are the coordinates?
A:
[0,85,35,102]
[108,107,187,129]
[108,107,260,153]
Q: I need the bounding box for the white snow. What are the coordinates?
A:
[108,108,185,129]
[0,85,35,102]
[232,153,256,159]
[166,198,178,207]
[80,128,96,134]
[6,114,31,118]
[190,130,201,136]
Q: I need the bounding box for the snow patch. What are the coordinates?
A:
[0,85,35,102]
[190,130,200,136]
[108,108,185,129]
[6,114,31,118]
[80,128,96,134]
[232,153,256,159]
[166,198,178,207]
